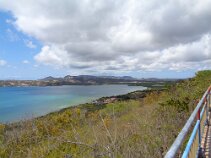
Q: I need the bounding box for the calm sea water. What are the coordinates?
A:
[0,85,146,123]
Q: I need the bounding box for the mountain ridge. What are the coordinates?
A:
[0,75,180,87]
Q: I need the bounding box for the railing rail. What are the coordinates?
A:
[181,104,205,158]
[164,86,211,158]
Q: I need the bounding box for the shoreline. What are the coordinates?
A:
[3,88,159,125]
[1,88,165,125]
[26,88,164,123]
[0,83,144,88]
[0,85,148,124]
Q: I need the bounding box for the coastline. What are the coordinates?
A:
[2,88,165,125]
[0,84,148,123]
[27,88,164,123]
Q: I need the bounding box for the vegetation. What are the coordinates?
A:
[128,80,178,89]
[0,70,211,158]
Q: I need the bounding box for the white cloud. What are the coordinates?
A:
[24,40,36,49]
[0,60,7,66]
[34,45,70,67]
[22,60,30,64]
[1,0,211,73]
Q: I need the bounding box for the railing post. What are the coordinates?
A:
[206,87,211,126]
[197,109,201,143]
[205,96,209,126]
[207,88,210,112]
[197,109,204,157]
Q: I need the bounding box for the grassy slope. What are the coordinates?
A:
[0,70,211,158]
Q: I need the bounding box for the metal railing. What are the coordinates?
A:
[165,86,211,158]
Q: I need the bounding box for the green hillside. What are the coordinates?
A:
[1,70,211,158]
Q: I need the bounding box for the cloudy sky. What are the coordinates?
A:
[0,0,211,79]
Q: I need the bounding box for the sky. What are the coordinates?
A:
[0,0,211,79]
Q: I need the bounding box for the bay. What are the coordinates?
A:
[0,85,146,123]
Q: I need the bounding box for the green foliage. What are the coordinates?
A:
[102,100,140,116]
[160,97,190,112]
[160,70,211,112]
[128,80,177,89]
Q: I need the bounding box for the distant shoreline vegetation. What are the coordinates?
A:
[127,81,177,89]
[0,75,180,87]
[39,89,160,119]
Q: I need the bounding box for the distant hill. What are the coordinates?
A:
[39,75,140,85]
[0,75,180,87]
[41,75,136,81]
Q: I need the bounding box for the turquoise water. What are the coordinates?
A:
[0,85,146,123]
